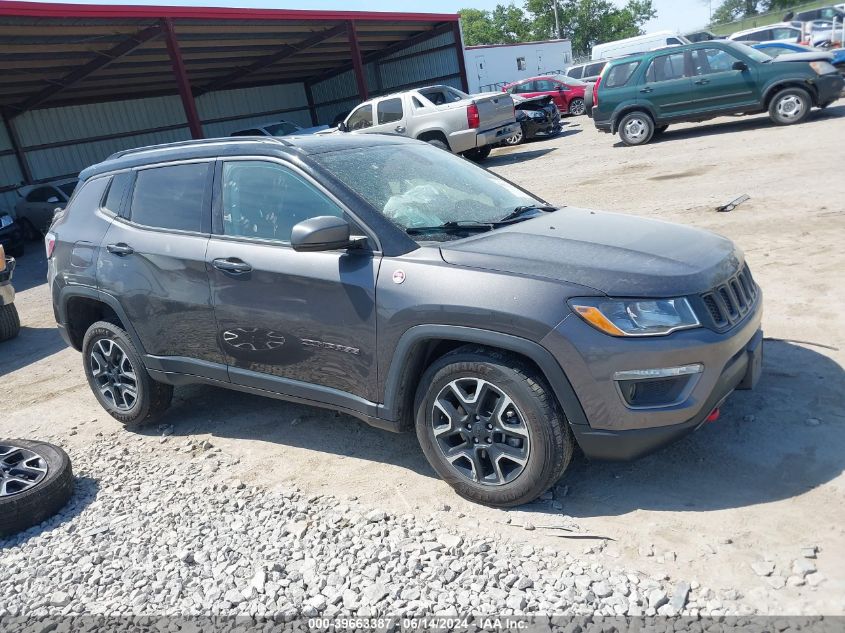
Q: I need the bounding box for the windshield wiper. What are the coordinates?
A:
[497,205,558,224]
[406,221,495,236]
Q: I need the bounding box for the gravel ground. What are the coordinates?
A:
[1,435,751,620]
[2,105,844,620]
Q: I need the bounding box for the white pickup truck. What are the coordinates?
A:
[336,85,517,161]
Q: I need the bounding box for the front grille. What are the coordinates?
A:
[697,264,758,331]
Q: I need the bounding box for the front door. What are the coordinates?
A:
[640,51,695,119]
[690,47,759,112]
[369,97,408,137]
[206,158,380,403]
[97,160,224,368]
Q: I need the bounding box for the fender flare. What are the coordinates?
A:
[57,285,146,353]
[761,78,817,106]
[381,324,589,426]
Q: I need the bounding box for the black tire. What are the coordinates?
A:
[464,145,492,162]
[425,139,450,151]
[414,347,574,507]
[82,320,173,427]
[768,87,812,126]
[0,302,20,342]
[653,125,669,136]
[0,439,74,538]
[568,98,586,116]
[19,218,40,242]
[618,111,655,146]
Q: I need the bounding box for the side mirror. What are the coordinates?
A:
[732,61,748,71]
[291,216,353,252]
[337,121,348,132]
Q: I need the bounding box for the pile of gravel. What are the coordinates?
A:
[1,434,757,622]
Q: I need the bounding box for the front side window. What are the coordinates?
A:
[130,162,209,232]
[377,98,403,124]
[645,52,688,82]
[313,144,542,241]
[346,105,373,131]
[667,37,683,45]
[604,61,641,88]
[221,161,343,243]
[533,79,557,91]
[693,48,741,74]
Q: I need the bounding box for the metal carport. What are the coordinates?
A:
[0,1,467,204]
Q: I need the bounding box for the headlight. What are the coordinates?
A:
[810,60,837,75]
[0,215,13,229]
[529,110,546,120]
[569,297,700,337]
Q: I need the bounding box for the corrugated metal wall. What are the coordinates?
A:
[0,26,462,211]
[310,29,461,127]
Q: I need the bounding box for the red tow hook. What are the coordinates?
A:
[705,408,720,423]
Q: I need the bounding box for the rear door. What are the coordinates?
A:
[639,51,694,119]
[97,160,224,371]
[690,47,759,112]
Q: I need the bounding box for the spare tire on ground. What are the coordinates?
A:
[0,440,73,538]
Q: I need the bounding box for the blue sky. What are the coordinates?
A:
[32,0,713,34]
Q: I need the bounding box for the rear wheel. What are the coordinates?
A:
[618,111,655,146]
[769,87,812,125]
[0,303,20,341]
[568,98,586,116]
[425,138,449,151]
[415,347,574,507]
[82,320,173,427]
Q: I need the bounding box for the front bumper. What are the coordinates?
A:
[815,72,845,102]
[523,116,562,139]
[541,291,764,460]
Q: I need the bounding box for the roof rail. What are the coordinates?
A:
[105,136,291,161]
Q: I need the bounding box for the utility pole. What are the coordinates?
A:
[553,0,561,39]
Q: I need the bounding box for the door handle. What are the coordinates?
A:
[695,79,711,85]
[106,243,134,256]
[394,125,406,133]
[639,87,653,93]
[212,258,252,274]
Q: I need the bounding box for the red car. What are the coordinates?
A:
[502,75,588,116]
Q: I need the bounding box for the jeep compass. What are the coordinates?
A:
[47,135,762,506]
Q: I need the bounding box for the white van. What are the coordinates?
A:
[591,30,689,60]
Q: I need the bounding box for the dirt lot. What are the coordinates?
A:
[3,106,844,615]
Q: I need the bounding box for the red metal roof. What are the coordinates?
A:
[0,1,459,22]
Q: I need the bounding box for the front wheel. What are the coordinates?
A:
[82,320,173,427]
[414,347,574,507]
[769,87,811,125]
[464,146,492,162]
[618,111,655,146]
[568,98,586,116]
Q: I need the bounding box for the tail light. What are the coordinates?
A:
[45,232,56,258]
[466,103,480,129]
[593,75,602,109]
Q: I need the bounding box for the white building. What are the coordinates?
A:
[464,40,574,93]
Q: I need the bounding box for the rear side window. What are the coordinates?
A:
[567,66,584,79]
[645,52,688,82]
[377,98,403,124]
[604,61,640,88]
[129,163,209,233]
[584,62,607,78]
[102,172,133,215]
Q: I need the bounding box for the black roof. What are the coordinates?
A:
[79,133,417,180]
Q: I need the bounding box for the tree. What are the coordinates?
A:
[711,0,794,25]
[459,4,531,46]
[459,8,501,46]
[525,0,657,57]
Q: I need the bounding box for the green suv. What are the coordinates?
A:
[588,41,844,146]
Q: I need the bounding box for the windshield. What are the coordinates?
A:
[726,41,773,63]
[313,144,544,240]
[265,121,301,136]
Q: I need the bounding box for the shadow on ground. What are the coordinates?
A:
[0,326,67,375]
[486,147,559,167]
[6,246,47,293]
[139,339,844,516]
[0,476,99,548]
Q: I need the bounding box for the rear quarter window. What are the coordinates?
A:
[604,61,641,88]
[64,177,109,216]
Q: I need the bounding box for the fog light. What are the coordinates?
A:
[614,364,703,409]
[613,364,703,380]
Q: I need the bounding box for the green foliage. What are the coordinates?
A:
[711,0,805,25]
[460,0,657,55]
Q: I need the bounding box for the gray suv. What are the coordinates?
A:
[47,135,763,507]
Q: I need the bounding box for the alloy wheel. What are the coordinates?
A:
[89,338,138,411]
[504,129,524,145]
[431,378,530,486]
[623,117,648,142]
[0,444,48,497]
[776,94,805,121]
[569,99,585,116]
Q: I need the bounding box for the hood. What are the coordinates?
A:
[772,51,834,63]
[438,208,742,297]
